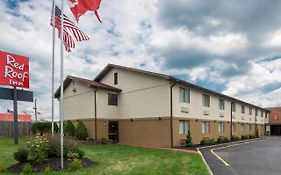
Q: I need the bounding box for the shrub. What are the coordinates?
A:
[67,152,79,160]
[185,130,193,147]
[68,159,81,171]
[27,135,49,164]
[42,166,53,175]
[255,130,259,138]
[241,135,249,140]
[22,163,32,174]
[216,136,224,144]
[31,122,59,135]
[14,148,29,163]
[0,165,6,173]
[223,137,230,143]
[249,134,255,139]
[48,136,84,158]
[75,121,88,140]
[231,135,240,141]
[65,121,75,137]
[200,138,216,145]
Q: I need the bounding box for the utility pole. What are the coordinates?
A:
[33,99,38,121]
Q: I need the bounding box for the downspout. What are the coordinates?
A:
[170,80,178,148]
[230,102,233,139]
[94,90,97,140]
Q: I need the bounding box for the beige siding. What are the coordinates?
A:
[172,84,266,125]
[63,81,95,120]
[100,67,170,119]
[96,90,120,119]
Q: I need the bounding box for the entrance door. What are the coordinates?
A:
[108,121,119,143]
[271,125,281,135]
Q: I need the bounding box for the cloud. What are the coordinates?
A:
[0,0,281,121]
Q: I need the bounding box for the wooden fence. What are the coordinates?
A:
[0,121,31,137]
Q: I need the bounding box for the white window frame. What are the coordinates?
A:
[219,98,225,110]
[202,121,210,134]
[241,105,245,114]
[179,120,189,134]
[219,122,224,133]
[179,87,190,103]
[202,94,210,107]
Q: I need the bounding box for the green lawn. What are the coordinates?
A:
[0,137,209,175]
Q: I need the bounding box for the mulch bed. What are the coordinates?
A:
[7,157,97,173]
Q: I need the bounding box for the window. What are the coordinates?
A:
[241,105,245,114]
[202,121,210,134]
[108,93,118,106]
[255,109,258,116]
[179,120,189,134]
[202,94,210,107]
[219,98,225,110]
[114,72,118,85]
[261,111,264,117]
[219,122,224,133]
[179,87,190,103]
[232,103,236,112]
[232,123,236,133]
[249,124,252,131]
[249,107,252,115]
[241,124,245,132]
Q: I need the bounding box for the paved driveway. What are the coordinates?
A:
[199,137,281,175]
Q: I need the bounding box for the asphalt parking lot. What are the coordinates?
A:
[199,137,281,175]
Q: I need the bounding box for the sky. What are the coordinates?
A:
[1,0,281,120]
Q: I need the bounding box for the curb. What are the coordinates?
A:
[197,148,214,175]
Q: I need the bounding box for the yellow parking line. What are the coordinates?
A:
[210,139,265,166]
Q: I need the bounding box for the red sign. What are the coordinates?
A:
[0,51,29,88]
[273,113,280,121]
[0,113,32,122]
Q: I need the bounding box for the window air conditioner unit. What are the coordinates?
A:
[203,110,209,115]
[181,106,189,113]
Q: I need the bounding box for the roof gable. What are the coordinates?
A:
[54,75,121,98]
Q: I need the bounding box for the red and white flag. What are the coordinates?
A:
[68,0,102,23]
[51,5,90,52]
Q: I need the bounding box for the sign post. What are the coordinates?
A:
[0,51,32,144]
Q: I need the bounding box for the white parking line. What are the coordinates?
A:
[210,139,265,166]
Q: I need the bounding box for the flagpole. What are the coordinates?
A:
[60,0,65,170]
[51,0,56,137]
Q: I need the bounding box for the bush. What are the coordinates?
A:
[223,137,230,143]
[27,135,49,164]
[241,135,249,140]
[200,138,216,145]
[0,165,6,173]
[231,135,240,141]
[185,130,193,147]
[67,152,79,160]
[65,121,75,137]
[22,163,32,174]
[216,136,224,144]
[31,122,58,135]
[42,166,53,175]
[249,134,255,139]
[255,130,259,138]
[75,121,88,140]
[14,148,29,163]
[68,159,81,171]
[48,136,84,158]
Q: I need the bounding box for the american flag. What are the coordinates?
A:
[51,6,90,52]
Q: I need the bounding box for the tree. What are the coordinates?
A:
[64,120,75,137]
[75,121,88,140]
[186,130,193,147]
